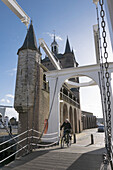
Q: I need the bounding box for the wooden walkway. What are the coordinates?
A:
[2,144,110,170]
[2,129,112,170]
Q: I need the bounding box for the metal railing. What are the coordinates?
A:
[0,129,58,165]
[60,92,80,108]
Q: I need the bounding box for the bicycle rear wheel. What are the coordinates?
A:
[66,134,70,147]
[61,137,65,148]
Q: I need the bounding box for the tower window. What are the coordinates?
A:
[54,46,56,52]
[52,46,53,52]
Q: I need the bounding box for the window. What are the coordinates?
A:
[54,46,56,52]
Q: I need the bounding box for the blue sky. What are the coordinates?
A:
[0,0,112,119]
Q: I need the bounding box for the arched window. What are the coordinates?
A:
[54,46,56,52]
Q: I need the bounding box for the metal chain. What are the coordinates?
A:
[96,5,108,149]
[99,0,112,165]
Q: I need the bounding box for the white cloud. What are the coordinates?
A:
[0,99,5,103]
[6,94,14,99]
[6,99,10,104]
[6,68,17,76]
[0,98,11,104]
[0,94,14,105]
[5,108,18,120]
[46,32,63,41]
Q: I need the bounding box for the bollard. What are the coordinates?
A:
[74,134,76,143]
[91,134,94,144]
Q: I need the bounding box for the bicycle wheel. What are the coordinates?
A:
[69,137,72,146]
[61,137,65,148]
[66,134,70,147]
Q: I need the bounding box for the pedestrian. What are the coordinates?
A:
[9,123,12,134]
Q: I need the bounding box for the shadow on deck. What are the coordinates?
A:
[2,145,111,170]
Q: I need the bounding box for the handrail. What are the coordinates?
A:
[0,145,28,164]
[32,129,42,134]
[0,137,27,153]
[0,129,30,146]
[0,129,59,165]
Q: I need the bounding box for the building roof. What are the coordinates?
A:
[42,53,64,63]
[65,37,71,53]
[42,37,79,66]
[17,21,39,54]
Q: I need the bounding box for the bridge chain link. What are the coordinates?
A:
[99,0,112,166]
[96,0,109,153]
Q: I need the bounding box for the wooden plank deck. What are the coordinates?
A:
[1,129,112,170]
[2,144,109,170]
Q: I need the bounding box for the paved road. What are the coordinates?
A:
[2,128,111,170]
[76,128,105,147]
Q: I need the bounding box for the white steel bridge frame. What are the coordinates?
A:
[45,62,113,143]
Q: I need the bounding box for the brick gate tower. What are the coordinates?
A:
[14,22,49,136]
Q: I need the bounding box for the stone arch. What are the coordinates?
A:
[69,106,73,133]
[74,109,78,133]
[74,109,77,132]
[63,103,68,122]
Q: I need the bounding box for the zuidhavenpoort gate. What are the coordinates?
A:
[14,23,97,142]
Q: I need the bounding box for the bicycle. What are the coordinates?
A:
[61,129,72,148]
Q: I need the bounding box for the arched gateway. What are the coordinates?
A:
[46,63,113,142]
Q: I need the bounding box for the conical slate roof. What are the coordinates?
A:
[17,22,38,54]
[72,48,74,54]
[65,37,71,53]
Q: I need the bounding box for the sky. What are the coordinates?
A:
[0,0,113,120]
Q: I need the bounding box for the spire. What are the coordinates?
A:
[17,21,38,54]
[51,30,58,54]
[65,37,71,53]
[53,30,56,42]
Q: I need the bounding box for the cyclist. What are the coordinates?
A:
[60,119,72,140]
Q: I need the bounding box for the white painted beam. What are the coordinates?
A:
[105,0,113,50]
[93,24,100,64]
[1,0,30,27]
[65,79,96,88]
[46,63,113,78]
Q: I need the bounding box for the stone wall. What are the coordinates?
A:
[14,49,50,136]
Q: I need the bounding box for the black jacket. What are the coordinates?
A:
[60,122,72,131]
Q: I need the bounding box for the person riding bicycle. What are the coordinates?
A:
[60,119,72,140]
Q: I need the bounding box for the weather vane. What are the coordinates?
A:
[53,30,56,40]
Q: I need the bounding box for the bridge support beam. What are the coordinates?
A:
[46,63,113,145]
